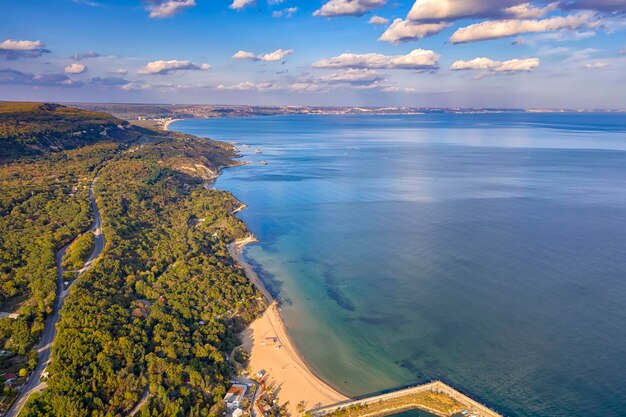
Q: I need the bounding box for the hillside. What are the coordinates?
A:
[0,102,141,160]
[1,103,261,415]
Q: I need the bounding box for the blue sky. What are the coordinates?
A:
[1,0,625,108]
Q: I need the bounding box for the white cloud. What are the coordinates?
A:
[111,68,128,75]
[312,48,440,70]
[449,12,599,43]
[583,61,611,68]
[0,39,50,59]
[230,0,255,10]
[406,0,621,22]
[216,69,391,93]
[259,49,293,61]
[232,51,256,60]
[121,82,154,91]
[407,0,520,21]
[138,60,211,75]
[314,0,387,17]
[320,68,386,85]
[146,0,196,18]
[293,70,388,91]
[621,47,626,55]
[232,48,293,62]
[272,7,298,17]
[451,57,539,72]
[504,2,557,19]
[120,81,203,91]
[217,81,280,91]
[379,19,449,43]
[368,15,389,25]
[0,39,45,51]
[64,63,87,74]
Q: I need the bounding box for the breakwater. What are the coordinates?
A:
[308,381,502,417]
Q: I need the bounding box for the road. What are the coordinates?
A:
[5,176,106,417]
[127,387,150,417]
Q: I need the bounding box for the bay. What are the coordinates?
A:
[174,113,626,417]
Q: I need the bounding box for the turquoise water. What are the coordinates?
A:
[173,114,626,417]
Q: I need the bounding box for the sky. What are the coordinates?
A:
[1,0,626,108]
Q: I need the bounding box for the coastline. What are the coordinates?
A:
[227,236,348,415]
[181,122,505,417]
[163,118,182,131]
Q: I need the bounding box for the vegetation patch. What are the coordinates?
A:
[61,232,95,271]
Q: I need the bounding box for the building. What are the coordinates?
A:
[1,372,17,385]
[232,408,243,417]
[224,384,247,409]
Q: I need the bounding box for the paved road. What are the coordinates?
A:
[127,387,150,417]
[5,176,105,417]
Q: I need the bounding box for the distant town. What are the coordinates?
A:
[66,103,626,129]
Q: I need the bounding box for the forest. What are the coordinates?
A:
[0,103,264,416]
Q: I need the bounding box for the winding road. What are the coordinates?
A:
[5,176,106,417]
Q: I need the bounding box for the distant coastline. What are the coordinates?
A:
[70,102,626,130]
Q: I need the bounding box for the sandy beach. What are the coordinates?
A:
[162,118,182,131]
[227,237,348,415]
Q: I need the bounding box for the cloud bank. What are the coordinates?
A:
[70,51,101,60]
[0,69,78,86]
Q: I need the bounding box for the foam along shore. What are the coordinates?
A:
[227,236,349,416]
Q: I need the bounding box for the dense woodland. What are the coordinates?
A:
[0,102,144,160]
[0,103,263,416]
[0,143,116,361]
[61,231,95,271]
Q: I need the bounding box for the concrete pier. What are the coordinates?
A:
[308,381,502,417]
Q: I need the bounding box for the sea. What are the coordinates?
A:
[172,113,626,417]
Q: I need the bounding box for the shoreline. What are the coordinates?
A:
[163,118,182,131]
[227,235,348,415]
[184,124,502,417]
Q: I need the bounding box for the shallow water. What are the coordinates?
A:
[174,113,626,417]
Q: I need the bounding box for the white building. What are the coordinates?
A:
[224,384,247,409]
